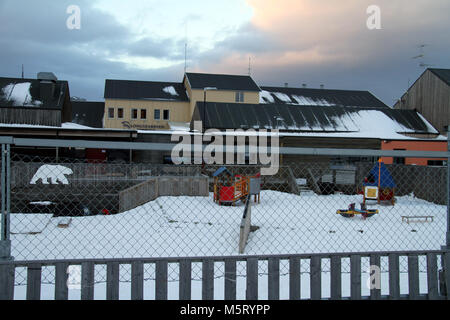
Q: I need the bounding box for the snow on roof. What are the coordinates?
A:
[259,90,275,103]
[261,90,337,106]
[1,82,42,106]
[162,86,179,96]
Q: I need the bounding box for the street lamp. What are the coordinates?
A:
[203,87,217,132]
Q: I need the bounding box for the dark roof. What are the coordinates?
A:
[185,72,261,92]
[260,86,389,108]
[0,77,69,109]
[195,102,438,135]
[71,101,105,128]
[104,79,188,101]
[429,68,450,86]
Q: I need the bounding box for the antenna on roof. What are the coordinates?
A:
[184,22,188,74]
[21,64,24,79]
[412,44,433,68]
[248,56,251,76]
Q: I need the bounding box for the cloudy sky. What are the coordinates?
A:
[1,0,449,106]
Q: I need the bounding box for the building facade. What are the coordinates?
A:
[103,73,260,131]
[394,68,450,135]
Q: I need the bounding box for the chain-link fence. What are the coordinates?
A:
[1,141,449,294]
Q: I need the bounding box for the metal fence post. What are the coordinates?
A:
[439,126,450,296]
[447,127,450,249]
[0,144,12,261]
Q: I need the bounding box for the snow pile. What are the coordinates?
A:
[162,86,179,96]
[1,82,42,106]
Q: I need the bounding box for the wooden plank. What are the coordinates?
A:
[289,257,300,300]
[388,253,400,299]
[81,262,95,300]
[155,261,168,300]
[55,262,69,300]
[350,255,361,300]
[369,254,381,300]
[246,258,258,300]
[408,255,420,300]
[131,261,144,300]
[106,262,120,300]
[330,256,341,300]
[179,260,191,300]
[268,258,280,300]
[310,256,321,300]
[202,259,214,300]
[26,264,42,300]
[224,259,237,300]
[426,253,439,300]
[0,264,15,300]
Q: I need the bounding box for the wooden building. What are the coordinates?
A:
[0,72,72,127]
[394,68,450,134]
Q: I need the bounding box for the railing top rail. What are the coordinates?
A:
[1,250,446,267]
[0,136,448,158]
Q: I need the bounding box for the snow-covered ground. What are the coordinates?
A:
[9,190,446,299]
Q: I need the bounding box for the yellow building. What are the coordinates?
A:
[103,72,261,130]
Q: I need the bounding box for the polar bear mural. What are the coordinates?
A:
[30,165,73,185]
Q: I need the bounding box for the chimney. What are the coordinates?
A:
[302,84,307,88]
[320,84,324,89]
[37,72,58,101]
[284,82,289,88]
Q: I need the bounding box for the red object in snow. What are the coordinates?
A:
[102,209,110,215]
[220,186,235,202]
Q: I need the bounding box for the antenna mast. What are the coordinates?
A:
[248,57,251,76]
[184,23,188,73]
[21,64,24,78]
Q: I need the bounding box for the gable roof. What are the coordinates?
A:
[184,72,261,92]
[260,86,389,108]
[0,77,69,109]
[364,162,396,188]
[194,102,439,138]
[71,101,105,128]
[429,68,450,86]
[104,79,188,101]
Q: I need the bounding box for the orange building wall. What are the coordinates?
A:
[381,140,447,165]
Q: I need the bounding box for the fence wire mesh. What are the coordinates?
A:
[2,148,448,290]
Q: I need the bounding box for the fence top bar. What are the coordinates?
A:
[1,136,449,158]
[1,250,445,267]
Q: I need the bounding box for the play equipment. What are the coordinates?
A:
[362,160,396,206]
[213,167,261,205]
[337,203,379,219]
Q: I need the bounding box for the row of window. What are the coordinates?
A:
[108,108,170,121]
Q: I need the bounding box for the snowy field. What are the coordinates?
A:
[8,190,446,299]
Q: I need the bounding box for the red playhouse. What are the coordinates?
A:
[213,167,261,206]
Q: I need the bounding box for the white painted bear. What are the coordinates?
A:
[30,165,73,185]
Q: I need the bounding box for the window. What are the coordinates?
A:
[108,108,115,119]
[163,109,170,121]
[428,160,444,166]
[393,149,405,165]
[131,109,138,120]
[117,108,124,119]
[140,109,147,120]
[235,91,244,102]
[154,109,161,120]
